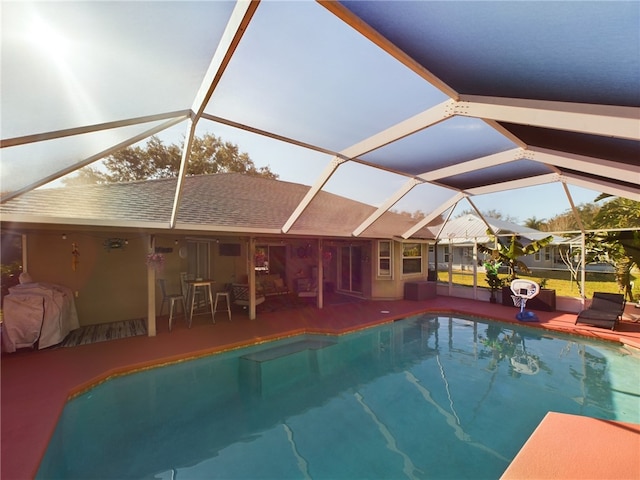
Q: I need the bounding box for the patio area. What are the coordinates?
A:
[2,295,640,479]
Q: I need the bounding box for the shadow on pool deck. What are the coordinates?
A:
[2,296,640,479]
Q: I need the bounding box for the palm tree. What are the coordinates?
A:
[524,216,547,230]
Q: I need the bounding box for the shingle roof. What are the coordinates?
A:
[0,174,435,239]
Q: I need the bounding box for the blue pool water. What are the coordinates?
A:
[38,314,640,479]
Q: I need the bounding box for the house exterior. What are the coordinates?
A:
[429,214,565,274]
[0,174,438,330]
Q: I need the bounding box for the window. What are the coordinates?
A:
[534,251,541,262]
[544,247,551,261]
[378,240,392,277]
[402,243,422,275]
[443,245,450,263]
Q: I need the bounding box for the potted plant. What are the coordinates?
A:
[483,260,504,303]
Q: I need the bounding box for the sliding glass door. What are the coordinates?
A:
[187,241,210,279]
[339,245,362,294]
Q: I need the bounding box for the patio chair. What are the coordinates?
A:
[158,279,186,332]
[575,292,626,330]
[231,284,265,309]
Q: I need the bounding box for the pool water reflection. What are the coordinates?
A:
[37,314,640,479]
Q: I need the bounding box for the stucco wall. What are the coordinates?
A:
[371,242,429,300]
[22,232,253,326]
[25,232,150,326]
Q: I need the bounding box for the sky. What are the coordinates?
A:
[6,1,625,226]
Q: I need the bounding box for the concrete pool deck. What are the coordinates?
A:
[2,296,640,479]
[501,412,640,479]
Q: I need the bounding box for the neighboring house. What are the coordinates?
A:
[0,174,437,328]
[428,214,565,273]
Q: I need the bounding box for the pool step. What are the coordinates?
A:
[241,338,336,363]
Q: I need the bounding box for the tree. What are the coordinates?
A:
[588,197,640,301]
[586,231,638,301]
[478,232,554,282]
[545,202,600,232]
[64,134,278,185]
[545,212,576,233]
[456,209,519,224]
[557,244,586,296]
[524,216,547,230]
[558,196,640,301]
[592,196,640,229]
[391,209,427,221]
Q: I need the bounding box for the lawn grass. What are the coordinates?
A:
[437,269,639,300]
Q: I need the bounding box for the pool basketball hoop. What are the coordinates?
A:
[510,279,540,321]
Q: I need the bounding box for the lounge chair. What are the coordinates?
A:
[575,292,626,330]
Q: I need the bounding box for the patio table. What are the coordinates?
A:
[185,279,215,327]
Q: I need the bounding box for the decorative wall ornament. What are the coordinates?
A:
[71,243,80,271]
[103,238,128,251]
[146,253,165,271]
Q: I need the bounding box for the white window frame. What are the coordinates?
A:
[402,242,422,275]
[377,240,392,278]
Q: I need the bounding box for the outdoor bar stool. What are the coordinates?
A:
[213,292,232,321]
[158,279,186,332]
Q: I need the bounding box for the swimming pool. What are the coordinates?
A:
[37,314,640,479]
